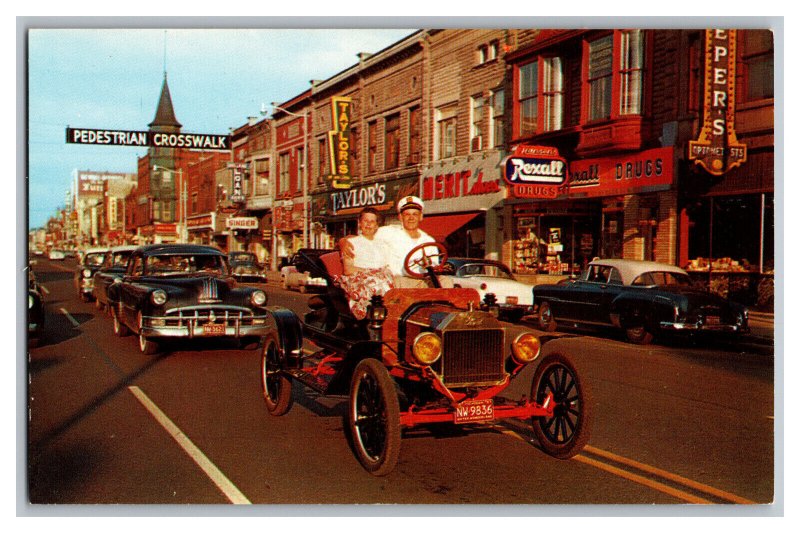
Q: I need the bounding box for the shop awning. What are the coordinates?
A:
[419,213,479,243]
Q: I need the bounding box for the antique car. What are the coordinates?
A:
[440,258,534,322]
[28,268,45,343]
[279,248,329,293]
[73,247,108,301]
[228,251,268,283]
[260,243,591,476]
[533,258,750,345]
[92,245,138,312]
[47,249,65,261]
[106,244,270,355]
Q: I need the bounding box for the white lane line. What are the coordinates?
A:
[59,307,80,327]
[128,386,252,504]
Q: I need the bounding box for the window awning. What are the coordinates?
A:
[419,213,480,243]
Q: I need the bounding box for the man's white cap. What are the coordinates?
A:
[397,195,424,213]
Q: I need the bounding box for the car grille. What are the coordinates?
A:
[439,329,505,387]
[153,305,267,329]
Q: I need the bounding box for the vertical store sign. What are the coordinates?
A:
[688,29,747,175]
[328,96,352,189]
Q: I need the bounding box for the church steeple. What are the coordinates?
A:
[149,73,182,130]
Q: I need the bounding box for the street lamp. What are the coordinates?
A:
[270,102,309,249]
[153,165,187,243]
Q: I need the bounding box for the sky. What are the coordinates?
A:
[25,27,415,230]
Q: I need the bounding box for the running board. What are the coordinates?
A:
[285,368,330,394]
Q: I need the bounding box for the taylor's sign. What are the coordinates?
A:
[688,29,747,175]
[327,97,353,189]
[67,128,230,151]
[503,145,566,198]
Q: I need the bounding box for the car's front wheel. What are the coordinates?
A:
[537,301,558,332]
[138,312,160,355]
[348,358,401,476]
[111,304,130,337]
[531,352,591,459]
[260,331,293,416]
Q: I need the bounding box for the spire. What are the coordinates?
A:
[149,73,182,130]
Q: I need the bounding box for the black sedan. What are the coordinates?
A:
[107,244,270,354]
[28,268,45,343]
[228,251,267,283]
[532,259,749,344]
[92,245,138,312]
[73,247,108,302]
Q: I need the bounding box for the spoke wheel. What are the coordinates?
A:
[348,358,401,476]
[138,312,160,355]
[531,352,591,459]
[260,332,293,416]
[112,304,130,337]
[537,301,558,332]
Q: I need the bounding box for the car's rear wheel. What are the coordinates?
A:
[138,312,160,355]
[111,304,130,337]
[625,325,654,345]
[348,358,401,476]
[537,301,558,332]
[260,331,293,416]
[531,352,591,459]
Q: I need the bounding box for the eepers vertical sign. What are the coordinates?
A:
[688,29,747,175]
[327,96,352,189]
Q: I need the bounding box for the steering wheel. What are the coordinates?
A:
[403,242,449,280]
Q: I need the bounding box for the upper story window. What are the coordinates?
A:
[295,147,304,191]
[471,95,485,152]
[384,113,400,170]
[317,138,327,185]
[517,56,564,136]
[368,121,378,173]
[436,105,457,160]
[491,88,505,148]
[741,29,774,101]
[408,106,421,164]
[278,152,290,195]
[477,41,498,65]
[585,30,646,122]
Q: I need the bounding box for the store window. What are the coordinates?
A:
[587,35,613,121]
[385,113,400,170]
[619,30,645,115]
[471,95,484,152]
[741,29,774,102]
[685,194,774,273]
[516,56,564,136]
[543,57,564,130]
[586,31,645,122]
[518,60,538,136]
[368,121,378,173]
[255,159,270,195]
[491,88,505,148]
[408,106,421,164]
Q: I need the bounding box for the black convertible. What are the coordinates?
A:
[107,244,269,354]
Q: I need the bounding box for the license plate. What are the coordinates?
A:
[705,316,721,326]
[454,399,494,424]
[202,323,226,335]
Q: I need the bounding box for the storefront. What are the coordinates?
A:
[316,175,420,243]
[273,199,305,265]
[504,145,676,276]
[419,151,506,259]
[186,212,223,248]
[137,223,179,245]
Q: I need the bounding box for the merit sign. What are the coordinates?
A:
[67,128,231,151]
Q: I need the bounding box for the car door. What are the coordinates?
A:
[584,266,625,324]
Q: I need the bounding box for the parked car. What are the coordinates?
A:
[532,258,750,344]
[440,258,534,322]
[260,243,591,476]
[280,249,329,293]
[107,244,270,355]
[47,249,65,261]
[92,245,138,311]
[228,251,267,283]
[73,247,108,301]
[28,268,45,343]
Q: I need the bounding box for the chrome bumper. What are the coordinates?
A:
[659,320,749,333]
[140,311,269,338]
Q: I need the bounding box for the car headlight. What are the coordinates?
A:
[150,289,168,306]
[511,332,541,364]
[412,332,442,365]
[82,269,92,278]
[28,295,34,309]
[251,290,267,306]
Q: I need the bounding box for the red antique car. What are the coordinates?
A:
[260,244,591,475]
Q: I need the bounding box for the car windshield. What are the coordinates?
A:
[631,271,692,287]
[84,253,105,266]
[112,252,132,267]
[456,263,513,279]
[145,254,227,276]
